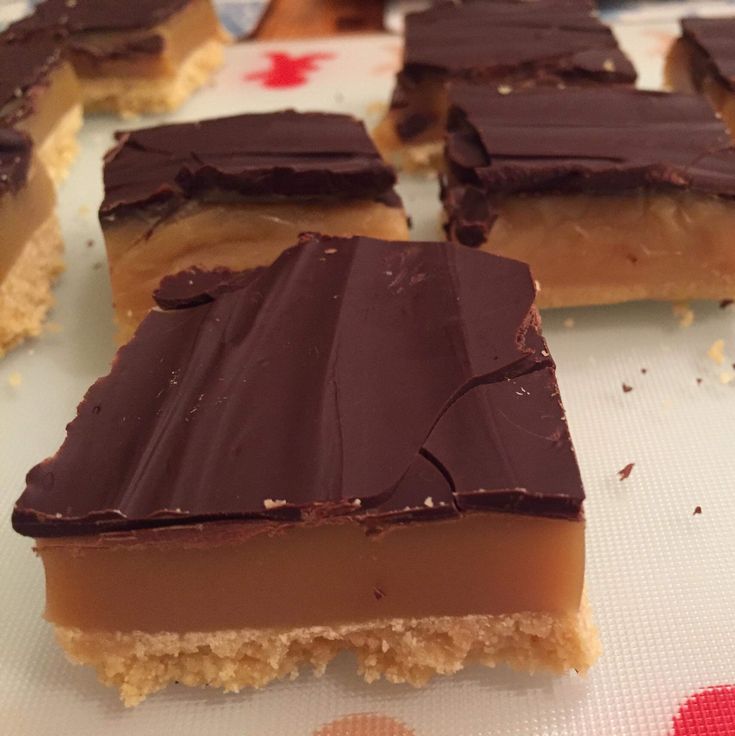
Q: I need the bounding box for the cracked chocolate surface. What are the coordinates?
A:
[13,235,584,537]
[100,111,400,220]
[680,17,735,93]
[0,127,31,196]
[444,85,735,246]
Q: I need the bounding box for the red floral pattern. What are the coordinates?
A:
[671,686,735,735]
[245,51,334,88]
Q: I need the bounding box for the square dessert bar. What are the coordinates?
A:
[12,234,599,706]
[100,110,409,342]
[443,85,735,308]
[0,29,82,183]
[9,0,228,116]
[0,129,63,356]
[374,0,636,170]
[665,18,735,141]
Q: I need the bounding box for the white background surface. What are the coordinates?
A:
[1,9,735,736]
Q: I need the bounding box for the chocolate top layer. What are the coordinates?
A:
[100,111,400,219]
[13,234,584,538]
[402,0,636,84]
[8,0,189,36]
[0,30,63,127]
[0,127,31,196]
[444,85,735,244]
[681,17,735,93]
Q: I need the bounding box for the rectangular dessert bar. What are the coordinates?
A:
[0,128,63,356]
[8,0,228,116]
[374,0,636,170]
[0,28,82,183]
[443,84,735,308]
[12,233,598,706]
[100,110,409,342]
[665,17,735,141]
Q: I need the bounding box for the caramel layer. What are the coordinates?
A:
[70,0,226,80]
[15,61,81,157]
[104,199,410,341]
[0,158,56,283]
[477,191,735,307]
[37,512,584,633]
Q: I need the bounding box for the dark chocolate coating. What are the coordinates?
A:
[100,111,400,219]
[680,17,735,93]
[444,85,735,245]
[8,0,189,36]
[12,235,584,538]
[0,29,63,127]
[0,127,31,196]
[402,0,636,84]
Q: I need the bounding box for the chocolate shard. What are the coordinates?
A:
[153,267,262,310]
[402,0,636,84]
[100,111,400,219]
[680,17,735,93]
[0,127,31,195]
[444,85,735,245]
[12,234,584,537]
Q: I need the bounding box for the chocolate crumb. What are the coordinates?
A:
[693,505,702,515]
[696,377,703,385]
[720,299,733,309]
[373,587,385,600]
[618,462,635,481]
[622,383,633,393]
[641,368,648,374]
[86,239,94,248]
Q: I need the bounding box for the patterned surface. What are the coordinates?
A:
[0,9,735,736]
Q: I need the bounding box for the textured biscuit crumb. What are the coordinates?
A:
[55,602,600,707]
[672,301,694,328]
[707,339,726,365]
[0,213,64,357]
[36,104,82,183]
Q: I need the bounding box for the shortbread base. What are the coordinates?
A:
[81,38,225,116]
[0,213,63,357]
[55,602,600,707]
[36,104,83,184]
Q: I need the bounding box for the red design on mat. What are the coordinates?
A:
[245,52,334,88]
[671,686,735,735]
[313,714,415,736]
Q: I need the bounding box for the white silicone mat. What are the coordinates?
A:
[2,5,735,735]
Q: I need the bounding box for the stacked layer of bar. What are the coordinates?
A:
[0,28,82,183]
[665,17,735,140]
[8,0,228,116]
[100,110,409,341]
[12,234,599,706]
[374,0,636,170]
[442,85,735,307]
[0,129,62,355]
